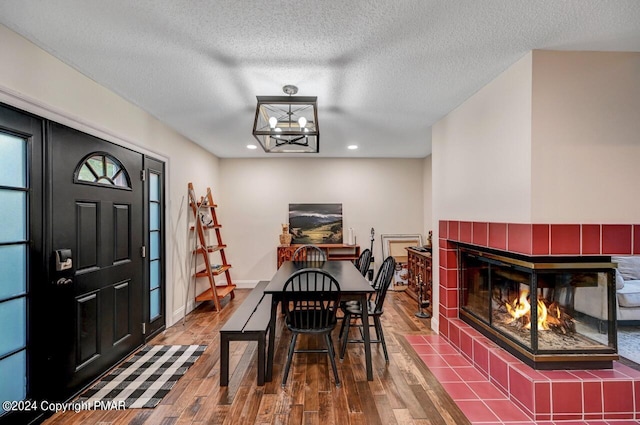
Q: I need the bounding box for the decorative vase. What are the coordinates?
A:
[279,233,292,246]
[280,223,292,246]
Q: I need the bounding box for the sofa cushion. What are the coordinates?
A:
[612,256,640,280]
[617,279,640,308]
[616,270,625,290]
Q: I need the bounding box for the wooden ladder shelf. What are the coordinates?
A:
[188,183,235,311]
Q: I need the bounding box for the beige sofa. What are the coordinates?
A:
[574,256,640,323]
[612,256,640,322]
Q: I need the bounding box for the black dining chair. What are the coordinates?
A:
[292,244,326,262]
[338,253,391,337]
[339,255,396,362]
[280,268,342,387]
[355,248,372,277]
[338,248,374,318]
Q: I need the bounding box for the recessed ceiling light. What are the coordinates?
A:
[347,145,358,150]
[247,144,258,150]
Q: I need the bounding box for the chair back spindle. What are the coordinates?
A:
[356,248,372,277]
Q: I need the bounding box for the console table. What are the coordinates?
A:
[405,247,433,314]
[277,244,360,268]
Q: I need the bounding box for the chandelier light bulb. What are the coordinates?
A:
[268,116,278,128]
[298,116,307,128]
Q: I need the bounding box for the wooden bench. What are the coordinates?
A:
[220,281,272,386]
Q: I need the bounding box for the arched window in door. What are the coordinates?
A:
[74,152,131,189]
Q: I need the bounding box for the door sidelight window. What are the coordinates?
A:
[0,132,28,415]
[149,172,162,320]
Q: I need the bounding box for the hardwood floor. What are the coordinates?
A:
[43,289,470,425]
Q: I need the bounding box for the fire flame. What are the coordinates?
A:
[536,299,548,330]
[502,289,574,334]
[504,289,551,331]
[505,289,531,320]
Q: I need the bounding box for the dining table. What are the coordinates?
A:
[264,260,376,382]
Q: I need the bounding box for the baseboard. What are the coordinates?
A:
[431,315,439,334]
[217,279,261,289]
[170,300,196,327]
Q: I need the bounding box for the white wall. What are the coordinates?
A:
[0,24,220,325]
[218,158,425,282]
[432,52,533,224]
[531,50,640,223]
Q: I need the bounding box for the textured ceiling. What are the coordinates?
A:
[1,1,640,158]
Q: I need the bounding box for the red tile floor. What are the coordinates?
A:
[405,334,640,425]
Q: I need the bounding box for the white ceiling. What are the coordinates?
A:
[1,1,640,158]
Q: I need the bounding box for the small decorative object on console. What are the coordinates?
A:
[279,223,292,246]
[394,263,409,285]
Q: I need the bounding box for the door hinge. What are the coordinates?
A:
[141,246,146,258]
[140,170,146,181]
[142,322,146,335]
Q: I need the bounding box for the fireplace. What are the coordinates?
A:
[458,243,618,369]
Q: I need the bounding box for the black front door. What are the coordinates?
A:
[47,122,144,397]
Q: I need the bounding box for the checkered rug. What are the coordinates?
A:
[77,345,207,409]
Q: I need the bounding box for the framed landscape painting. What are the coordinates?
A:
[289,203,343,244]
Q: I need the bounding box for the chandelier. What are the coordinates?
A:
[252,85,319,153]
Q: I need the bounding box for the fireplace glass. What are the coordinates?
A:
[459,245,617,369]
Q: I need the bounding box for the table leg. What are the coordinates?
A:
[257,332,266,386]
[266,297,278,381]
[360,294,373,381]
[220,333,230,386]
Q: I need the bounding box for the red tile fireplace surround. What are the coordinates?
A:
[437,220,640,421]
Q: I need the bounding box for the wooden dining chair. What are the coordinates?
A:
[280,269,341,387]
[339,255,396,362]
[292,244,326,262]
